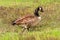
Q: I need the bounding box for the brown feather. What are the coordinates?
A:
[14,15,40,25]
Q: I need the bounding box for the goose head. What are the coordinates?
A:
[37,6,44,12]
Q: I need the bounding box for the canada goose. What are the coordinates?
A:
[12,6,44,32]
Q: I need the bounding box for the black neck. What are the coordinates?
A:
[34,8,40,17]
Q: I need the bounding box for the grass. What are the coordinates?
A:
[0,0,60,40]
[0,0,55,7]
[0,29,60,40]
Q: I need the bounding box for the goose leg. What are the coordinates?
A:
[27,26,30,31]
[21,28,26,33]
[21,25,27,33]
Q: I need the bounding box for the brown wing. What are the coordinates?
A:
[14,15,37,25]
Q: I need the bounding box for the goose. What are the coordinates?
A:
[12,6,44,32]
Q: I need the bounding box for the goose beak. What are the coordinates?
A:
[41,9,44,12]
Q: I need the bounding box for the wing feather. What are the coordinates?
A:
[14,15,37,24]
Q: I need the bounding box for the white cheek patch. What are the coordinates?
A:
[39,8,41,10]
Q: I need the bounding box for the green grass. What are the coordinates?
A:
[0,0,60,40]
[0,29,60,40]
[0,0,56,7]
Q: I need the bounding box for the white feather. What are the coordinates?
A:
[38,17,41,19]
